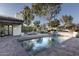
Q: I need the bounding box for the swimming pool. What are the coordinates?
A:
[19,32,75,55]
[20,36,55,55]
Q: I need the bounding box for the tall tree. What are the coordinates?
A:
[48,19,60,28]
[32,3,62,23]
[62,15,73,28]
[21,6,34,26]
[34,21,40,31]
[34,21,40,28]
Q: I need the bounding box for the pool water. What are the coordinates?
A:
[21,37,55,55]
[19,33,72,55]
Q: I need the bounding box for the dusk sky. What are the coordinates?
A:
[0,3,79,24]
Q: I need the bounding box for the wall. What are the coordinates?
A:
[13,25,21,36]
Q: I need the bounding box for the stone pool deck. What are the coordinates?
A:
[36,37,79,56]
[0,36,27,56]
[17,33,52,41]
[0,34,79,56]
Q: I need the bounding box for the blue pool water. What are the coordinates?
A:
[20,33,71,55]
[32,37,52,50]
[21,36,55,55]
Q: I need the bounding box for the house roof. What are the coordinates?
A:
[0,15,24,25]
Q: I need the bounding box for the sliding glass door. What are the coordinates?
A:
[0,24,13,37]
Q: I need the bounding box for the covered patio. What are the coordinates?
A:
[0,16,23,37]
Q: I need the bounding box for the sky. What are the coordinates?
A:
[0,3,79,24]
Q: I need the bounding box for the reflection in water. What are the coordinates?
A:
[21,37,55,55]
[36,38,43,43]
[19,32,71,55]
[22,41,34,51]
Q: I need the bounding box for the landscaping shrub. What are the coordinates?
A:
[40,31,48,33]
[22,26,34,32]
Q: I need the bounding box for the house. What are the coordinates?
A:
[0,16,24,37]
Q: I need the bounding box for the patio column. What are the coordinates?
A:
[8,25,9,35]
[12,25,13,36]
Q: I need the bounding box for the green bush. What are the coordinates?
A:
[40,30,48,33]
[22,26,34,32]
